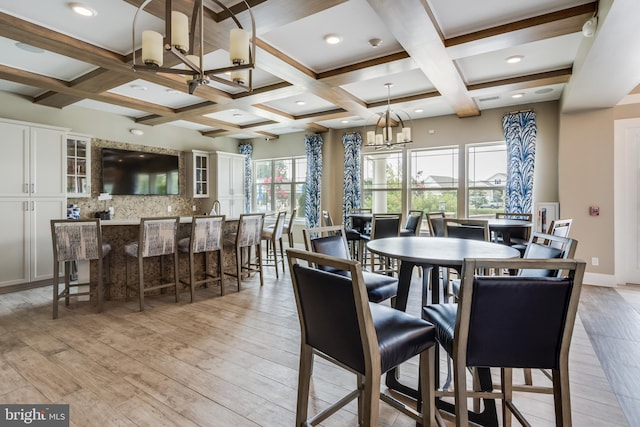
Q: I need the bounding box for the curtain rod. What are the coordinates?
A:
[506,108,533,115]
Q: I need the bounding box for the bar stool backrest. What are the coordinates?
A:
[52,219,103,262]
[140,217,179,257]
[191,215,225,253]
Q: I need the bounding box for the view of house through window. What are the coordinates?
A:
[253,157,306,216]
[467,142,507,217]
[409,147,459,216]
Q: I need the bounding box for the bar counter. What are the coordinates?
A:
[93,217,240,301]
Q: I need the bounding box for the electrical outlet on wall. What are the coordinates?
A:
[592,257,599,266]
[167,205,172,213]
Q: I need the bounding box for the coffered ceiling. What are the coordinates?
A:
[0,0,638,140]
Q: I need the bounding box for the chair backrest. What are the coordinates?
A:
[426,212,446,237]
[370,213,401,239]
[322,210,333,227]
[271,210,287,239]
[455,258,586,370]
[236,213,265,248]
[519,231,577,277]
[190,215,225,253]
[495,212,533,221]
[51,219,103,262]
[287,248,376,375]
[404,210,424,236]
[443,218,489,241]
[547,218,572,248]
[286,208,297,231]
[302,225,351,272]
[139,217,180,257]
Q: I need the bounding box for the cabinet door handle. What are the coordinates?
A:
[31,201,35,211]
[31,183,35,194]
[24,183,29,193]
[24,201,28,211]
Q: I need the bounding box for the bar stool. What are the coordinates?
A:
[283,208,297,248]
[50,218,111,319]
[124,216,180,311]
[261,210,286,278]
[178,215,225,301]
[224,213,265,290]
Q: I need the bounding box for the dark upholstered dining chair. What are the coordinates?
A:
[423,258,586,427]
[302,225,397,304]
[287,248,437,426]
[400,209,424,236]
[426,212,446,237]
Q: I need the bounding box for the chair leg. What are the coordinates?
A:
[189,251,196,303]
[361,371,380,426]
[271,237,279,279]
[52,261,60,319]
[64,262,71,306]
[235,248,242,292]
[501,368,513,427]
[453,356,469,427]
[138,256,145,312]
[279,238,286,274]
[218,250,225,296]
[552,366,572,427]
[173,252,179,303]
[296,345,313,426]
[420,345,436,427]
[97,254,103,313]
[257,243,264,287]
[523,367,533,385]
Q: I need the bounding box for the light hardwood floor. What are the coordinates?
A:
[0,264,636,426]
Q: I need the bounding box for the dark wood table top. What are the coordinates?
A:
[366,236,521,267]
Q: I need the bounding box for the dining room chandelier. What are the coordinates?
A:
[131,0,256,95]
[365,83,413,149]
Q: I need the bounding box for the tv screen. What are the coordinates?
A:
[101,148,179,195]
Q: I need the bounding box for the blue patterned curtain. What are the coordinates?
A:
[304,134,323,228]
[502,111,536,214]
[238,143,253,213]
[342,132,362,227]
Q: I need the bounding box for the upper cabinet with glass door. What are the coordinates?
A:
[187,150,210,198]
[66,134,91,197]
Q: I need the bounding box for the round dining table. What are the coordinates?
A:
[366,236,521,310]
[366,236,520,426]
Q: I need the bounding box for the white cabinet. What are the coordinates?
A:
[0,119,67,287]
[0,120,66,198]
[212,151,246,218]
[66,134,91,197]
[186,150,210,198]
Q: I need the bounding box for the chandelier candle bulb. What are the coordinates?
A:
[375,134,384,145]
[402,127,411,142]
[142,30,163,66]
[230,28,250,64]
[171,11,189,52]
[367,131,375,145]
[231,69,249,85]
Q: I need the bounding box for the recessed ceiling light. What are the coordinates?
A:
[130,84,147,91]
[368,38,383,48]
[506,55,523,64]
[15,42,45,54]
[512,93,525,99]
[341,120,349,124]
[414,108,424,113]
[166,89,181,94]
[69,2,97,17]
[295,100,306,106]
[233,113,242,117]
[130,129,144,136]
[535,88,554,95]
[323,34,343,45]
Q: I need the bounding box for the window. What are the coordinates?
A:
[362,151,403,212]
[408,147,459,215]
[467,142,507,217]
[253,157,306,217]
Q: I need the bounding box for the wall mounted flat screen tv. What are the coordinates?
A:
[101,148,179,195]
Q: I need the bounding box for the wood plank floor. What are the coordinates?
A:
[0,264,636,426]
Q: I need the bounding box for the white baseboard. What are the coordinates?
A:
[583,272,619,287]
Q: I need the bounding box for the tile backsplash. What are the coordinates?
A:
[68,138,211,219]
